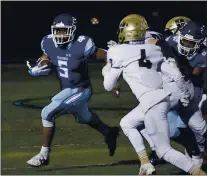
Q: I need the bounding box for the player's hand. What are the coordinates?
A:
[180,93,190,107]
[112,88,120,98]
[107,40,117,48]
[26,60,51,76]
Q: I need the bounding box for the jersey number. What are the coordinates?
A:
[58,60,68,78]
[139,49,152,69]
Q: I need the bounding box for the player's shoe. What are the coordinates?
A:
[104,127,120,156]
[185,149,203,168]
[149,150,166,166]
[139,163,156,175]
[26,153,49,167]
[192,167,206,175]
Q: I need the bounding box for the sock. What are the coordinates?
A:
[137,150,150,165]
[40,146,50,158]
[88,111,110,136]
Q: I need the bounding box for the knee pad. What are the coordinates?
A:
[41,107,54,127]
[42,119,54,127]
[120,118,130,136]
[41,106,50,120]
[156,145,172,159]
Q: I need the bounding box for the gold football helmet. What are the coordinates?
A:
[165,16,191,35]
[117,14,149,43]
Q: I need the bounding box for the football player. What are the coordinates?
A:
[164,16,191,38]
[166,20,207,149]
[26,13,120,167]
[102,14,206,175]
[143,19,207,168]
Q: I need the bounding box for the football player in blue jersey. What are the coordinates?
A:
[26,13,119,167]
[148,19,207,167]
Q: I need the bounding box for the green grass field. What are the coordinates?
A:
[1,63,207,175]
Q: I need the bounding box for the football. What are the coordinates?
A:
[37,59,51,68]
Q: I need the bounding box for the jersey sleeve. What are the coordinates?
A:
[165,35,178,47]
[193,51,207,68]
[103,46,123,91]
[41,36,49,56]
[84,38,96,57]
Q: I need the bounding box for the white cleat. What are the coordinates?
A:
[139,163,156,175]
[185,149,203,168]
[26,153,49,167]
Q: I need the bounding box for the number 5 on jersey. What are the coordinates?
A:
[58,60,68,78]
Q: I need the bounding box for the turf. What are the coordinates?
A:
[1,63,207,175]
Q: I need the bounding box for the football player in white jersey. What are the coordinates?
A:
[102,14,206,175]
[109,16,206,168]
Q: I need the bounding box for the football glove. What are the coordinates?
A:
[107,40,117,48]
[27,60,51,76]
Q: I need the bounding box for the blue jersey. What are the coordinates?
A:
[41,35,96,89]
[166,35,207,87]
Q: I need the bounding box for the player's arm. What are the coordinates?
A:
[190,52,207,86]
[95,48,107,62]
[102,63,122,92]
[27,38,52,76]
[85,38,121,95]
[84,38,107,62]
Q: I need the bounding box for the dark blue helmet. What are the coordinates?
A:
[177,21,206,57]
[51,14,77,45]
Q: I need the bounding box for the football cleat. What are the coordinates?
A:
[139,163,156,175]
[26,153,49,167]
[104,127,120,156]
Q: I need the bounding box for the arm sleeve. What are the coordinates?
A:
[103,67,122,91]
[41,37,48,56]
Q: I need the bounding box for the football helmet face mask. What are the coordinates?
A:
[117,14,149,44]
[164,16,191,37]
[177,21,206,57]
[51,14,77,45]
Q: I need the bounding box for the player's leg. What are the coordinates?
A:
[144,100,205,174]
[177,100,207,155]
[26,87,89,166]
[194,86,203,106]
[120,105,155,175]
[66,87,120,156]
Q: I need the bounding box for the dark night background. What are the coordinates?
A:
[1,1,207,63]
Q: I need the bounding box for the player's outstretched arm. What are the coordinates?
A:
[95,48,107,62]
[27,53,52,77]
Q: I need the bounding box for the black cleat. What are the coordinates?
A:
[104,127,120,156]
[149,150,166,166]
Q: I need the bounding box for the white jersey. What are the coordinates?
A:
[104,43,170,113]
